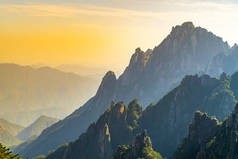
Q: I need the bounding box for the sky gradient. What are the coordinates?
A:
[0,0,237,74]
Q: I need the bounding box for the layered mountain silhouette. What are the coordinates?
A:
[14,22,238,158]
[0,63,98,126]
[23,72,238,159]
[0,119,24,137]
[17,115,59,141]
[0,119,24,146]
[208,44,238,76]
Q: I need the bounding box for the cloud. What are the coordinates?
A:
[0,1,237,19]
[0,4,163,18]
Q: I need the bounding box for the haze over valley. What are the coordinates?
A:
[1,0,238,159]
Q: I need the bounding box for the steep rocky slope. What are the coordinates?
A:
[15,22,235,158]
[115,22,230,105]
[172,111,221,159]
[139,73,236,157]
[172,103,238,159]
[112,130,163,159]
[208,44,238,76]
[44,100,142,159]
[201,104,238,159]
[26,73,238,159]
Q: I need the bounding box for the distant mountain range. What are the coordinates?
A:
[55,64,115,81]
[0,63,99,126]
[17,115,59,141]
[0,119,24,137]
[0,115,59,147]
[14,22,238,158]
[0,119,23,146]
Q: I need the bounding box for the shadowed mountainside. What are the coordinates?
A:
[26,72,238,159]
[172,102,238,159]
[14,22,238,158]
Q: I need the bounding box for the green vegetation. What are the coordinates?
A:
[26,72,238,159]
[33,155,46,159]
[0,143,22,159]
[172,103,238,159]
[112,131,163,159]
[206,136,216,149]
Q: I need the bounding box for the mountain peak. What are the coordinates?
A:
[171,21,195,34]
[98,71,117,90]
[103,71,116,81]
[16,115,59,141]
[133,130,152,149]
[189,111,220,143]
[181,21,195,29]
[135,47,143,54]
[112,131,163,159]
[128,48,151,69]
[36,115,58,123]
[172,111,221,159]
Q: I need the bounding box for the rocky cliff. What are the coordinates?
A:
[172,111,221,159]
[172,103,238,159]
[34,73,238,159]
[44,100,142,159]
[140,73,237,157]
[112,130,163,159]
[15,22,234,158]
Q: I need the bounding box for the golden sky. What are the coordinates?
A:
[0,0,238,73]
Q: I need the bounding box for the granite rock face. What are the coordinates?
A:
[15,22,234,158]
[201,104,238,159]
[44,73,238,159]
[44,100,143,159]
[172,111,221,159]
[140,73,237,157]
[112,130,163,159]
[115,22,229,106]
[173,103,238,159]
[208,44,238,76]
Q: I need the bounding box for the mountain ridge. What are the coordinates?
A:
[29,72,238,159]
[0,63,99,126]
[17,115,59,141]
[15,22,238,158]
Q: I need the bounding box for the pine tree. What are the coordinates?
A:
[0,143,22,159]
